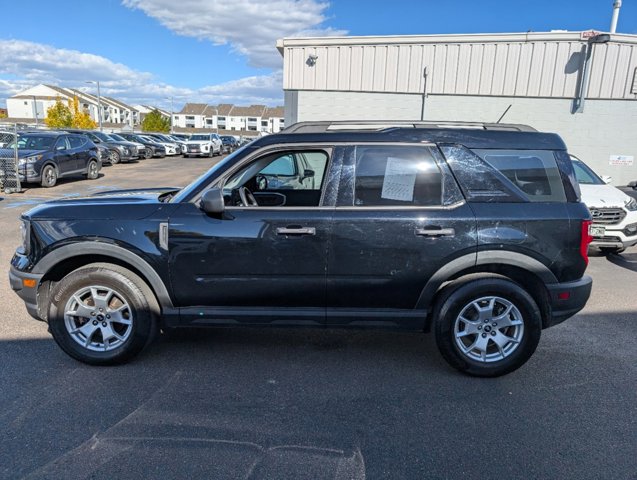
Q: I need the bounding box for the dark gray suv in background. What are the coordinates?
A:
[10,121,593,376]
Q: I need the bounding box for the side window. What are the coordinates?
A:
[54,137,68,150]
[354,146,443,207]
[223,150,329,207]
[68,136,85,149]
[473,149,566,202]
[260,155,296,176]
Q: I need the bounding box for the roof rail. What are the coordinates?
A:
[281,120,537,133]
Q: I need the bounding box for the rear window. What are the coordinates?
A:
[473,149,566,202]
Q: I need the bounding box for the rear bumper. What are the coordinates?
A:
[9,265,44,321]
[545,275,592,328]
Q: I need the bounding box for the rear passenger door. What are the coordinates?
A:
[53,136,75,175]
[68,135,88,171]
[326,144,477,329]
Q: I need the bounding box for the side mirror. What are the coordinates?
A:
[601,175,612,184]
[303,169,315,178]
[201,188,225,214]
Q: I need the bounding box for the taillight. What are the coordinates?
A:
[580,220,593,266]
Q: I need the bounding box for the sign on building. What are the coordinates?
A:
[609,155,634,166]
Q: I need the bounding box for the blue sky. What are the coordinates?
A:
[0,0,635,110]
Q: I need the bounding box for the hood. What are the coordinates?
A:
[186,140,210,145]
[579,184,631,209]
[17,148,48,158]
[23,187,180,221]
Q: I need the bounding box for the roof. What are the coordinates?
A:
[251,124,567,151]
[230,105,267,117]
[178,103,208,115]
[263,106,284,119]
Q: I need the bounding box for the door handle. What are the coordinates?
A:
[276,226,316,236]
[415,227,455,237]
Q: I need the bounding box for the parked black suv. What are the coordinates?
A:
[66,130,141,164]
[6,131,101,187]
[9,121,593,376]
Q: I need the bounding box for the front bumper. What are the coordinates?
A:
[9,265,44,321]
[544,275,593,328]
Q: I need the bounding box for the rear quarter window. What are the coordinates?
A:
[473,149,566,202]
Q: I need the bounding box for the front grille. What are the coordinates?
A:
[589,208,626,225]
[592,235,621,242]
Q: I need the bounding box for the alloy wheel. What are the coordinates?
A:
[63,285,133,352]
[453,296,524,363]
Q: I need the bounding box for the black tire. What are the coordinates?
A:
[144,148,153,159]
[110,150,121,165]
[86,159,99,180]
[433,277,542,377]
[48,264,159,365]
[40,164,58,188]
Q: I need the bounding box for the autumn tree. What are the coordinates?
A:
[70,96,97,129]
[141,109,170,133]
[44,98,73,128]
[0,110,7,119]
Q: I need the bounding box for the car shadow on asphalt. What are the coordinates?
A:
[605,251,637,272]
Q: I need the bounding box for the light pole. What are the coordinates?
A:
[86,81,103,131]
[32,95,39,127]
[165,96,174,133]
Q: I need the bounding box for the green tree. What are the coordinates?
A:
[44,98,73,128]
[141,109,170,133]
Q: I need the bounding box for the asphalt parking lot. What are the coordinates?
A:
[0,156,635,480]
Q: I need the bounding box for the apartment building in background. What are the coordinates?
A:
[173,103,285,134]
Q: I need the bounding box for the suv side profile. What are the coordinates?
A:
[9,121,593,376]
[10,132,101,187]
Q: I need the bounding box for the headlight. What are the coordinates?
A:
[625,198,637,211]
[19,220,31,255]
[18,154,43,165]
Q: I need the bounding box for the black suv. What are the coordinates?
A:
[6,131,101,187]
[66,130,141,164]
[9,121,593,376]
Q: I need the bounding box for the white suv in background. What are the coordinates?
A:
[571,155,637,254]
[184,133,222,157]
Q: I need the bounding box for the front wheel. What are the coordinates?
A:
[48,264,158,365]
[110,150,121,165]
[434,278,542,377]
[40,164,58,187]
[144,148,153,159]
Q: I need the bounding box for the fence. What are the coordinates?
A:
[0,125,21,193]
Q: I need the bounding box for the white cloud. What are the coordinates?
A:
[122,0,347,68]
[0,40,283,109]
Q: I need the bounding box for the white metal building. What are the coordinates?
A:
[277,31,637,184]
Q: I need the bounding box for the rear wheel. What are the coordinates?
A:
[434,278,542,377]
[86,160,99,179]
[40,164,58,187]
[48,264,158,365]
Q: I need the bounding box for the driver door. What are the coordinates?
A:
[168,147,334,326]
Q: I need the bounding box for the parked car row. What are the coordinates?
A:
[0,130,239,189]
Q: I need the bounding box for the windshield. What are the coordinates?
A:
[170,146,248,203]
[190,135,209,141]
[92,131,112,142]
[572,159,604,185]
[109,134,126,142]
[16,135,56,150]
